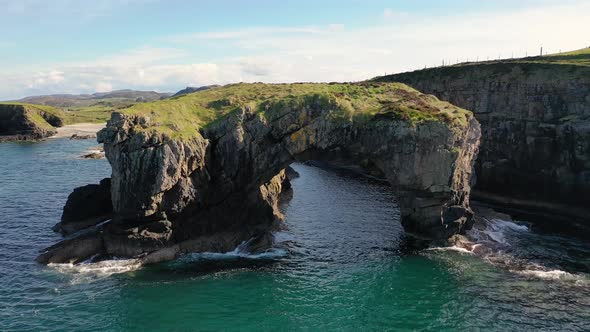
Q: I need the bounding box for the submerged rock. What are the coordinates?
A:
[38,82,481,264]
[80,145,105,159]
[81,152,104,159]
[70,133,96,140]
[36,232,103,264]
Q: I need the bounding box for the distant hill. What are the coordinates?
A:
[14,89,173,108]
[4,89,173,126]
[172,85,220,97]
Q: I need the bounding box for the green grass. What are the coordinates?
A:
[538,47,590,66]
[443,47,590,68]
[1,83,472,140]
[373,47,590,86]
[1,101,115,124]
[0,102,68,128]
[0,101,112,130]
[0,101,65,116]
[26,109,56,130]
[119,82,471,139]
[64,105,115,123]
[1,96,139,126]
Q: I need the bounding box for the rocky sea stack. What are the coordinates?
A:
[37,82,481,265]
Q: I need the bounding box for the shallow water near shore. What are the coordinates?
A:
[1,138,589,331]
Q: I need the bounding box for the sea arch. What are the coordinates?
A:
[39,83,481,264]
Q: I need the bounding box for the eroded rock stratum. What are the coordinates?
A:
[376,50,590,220]
[37,82,481,265]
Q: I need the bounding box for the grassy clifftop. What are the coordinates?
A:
[374,47,590,83]
[0,102,67,130]
[0,102,70,140]
[0,101,112,125]
[539,47,590,66]
[118,82,472,139]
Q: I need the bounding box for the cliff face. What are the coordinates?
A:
[37,83,481,264]
[377,62,590,218]
[0,104,64,141]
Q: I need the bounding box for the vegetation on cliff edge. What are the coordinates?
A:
[119,82,472,139]
[373,47,590,82]
[0,102,66,130]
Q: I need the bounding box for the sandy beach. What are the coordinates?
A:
[51,123,106,139]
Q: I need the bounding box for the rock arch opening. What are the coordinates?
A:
[168,104,480,244]
[275,161,406,260]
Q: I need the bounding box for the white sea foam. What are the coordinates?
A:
[513,269,588,285]
[48,258,143,284]
[425,245,474,254]
[49,236,290,279]
[491,219,528,231]
[515,269,571,279]
[48,258,142,276]
[193,248,288,261]
[170,236,289,265]
[181,237,288,262]
[426,215,590,286]
[468,218,529,245]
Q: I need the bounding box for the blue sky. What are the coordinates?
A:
[0,0,588,99]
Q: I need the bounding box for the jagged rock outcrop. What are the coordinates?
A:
[377,61,590,220]
[0,104,63,141]
[37,82,481,264]
[53,178,113,235]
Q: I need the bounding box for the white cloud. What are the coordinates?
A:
[91,47,187,66]
[30,70,65,87]
[1,1,589,99]
[327,24,345,32]
[167,26,331,43]
[95,82,113,93]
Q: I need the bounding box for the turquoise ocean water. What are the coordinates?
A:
[0,138,588,331]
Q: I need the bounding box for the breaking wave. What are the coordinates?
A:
[49,234,290,280]
[426,214,589,285]
[514,268,580,281]
[47,258,142,284]
[425,245,474,254]
[174,235,289,264]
